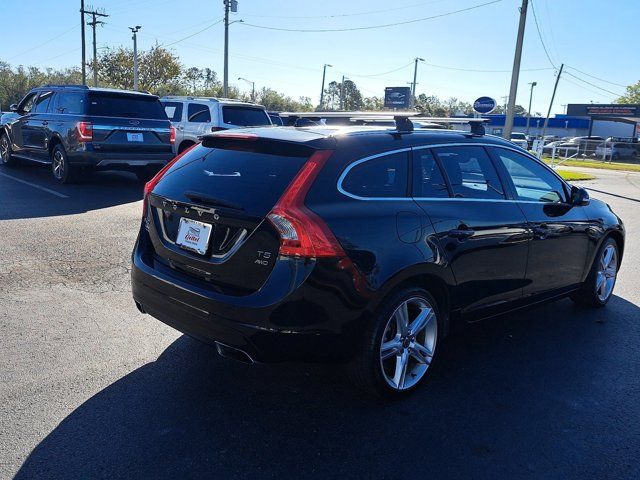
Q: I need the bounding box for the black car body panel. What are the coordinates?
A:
[131,126,625,363]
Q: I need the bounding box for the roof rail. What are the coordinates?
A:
[279,111,489,135]
[41,84,89,89]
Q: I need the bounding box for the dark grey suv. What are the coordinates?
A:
[0,85,175,183]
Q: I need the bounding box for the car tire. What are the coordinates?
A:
[51,144,77,184]
[570,237,619,308]
[0,132,16,167]
[348,287,442,398]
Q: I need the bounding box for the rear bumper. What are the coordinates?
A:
[131,227,369,362]
[68,150,174,169]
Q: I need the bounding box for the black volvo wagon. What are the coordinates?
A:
[131,117,624,396]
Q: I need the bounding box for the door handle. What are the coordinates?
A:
[449,226,475,240]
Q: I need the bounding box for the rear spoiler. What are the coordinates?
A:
[278,111,489,135]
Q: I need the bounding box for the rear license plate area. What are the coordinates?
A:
[175,218,213,255]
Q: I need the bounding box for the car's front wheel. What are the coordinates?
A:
[0,132,16,167]
[349,287,441,397]
[51,144,77,184]
[571,237,619,307]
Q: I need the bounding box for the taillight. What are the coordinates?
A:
[76,121,93,142]
[169,126,176,144]
[268,150,345,258]
[142,142,198,217]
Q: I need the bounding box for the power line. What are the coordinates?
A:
[240,0,450,19]
[161,19,223,47]
[565,65,628,89]
[240,0,503,32]
[6,24,79,62]
[564,71,625,98]
[338,61,415,79]
[426,62,552,73]
[530,0,556,68]
[560,76,616,101]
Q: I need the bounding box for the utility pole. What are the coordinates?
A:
[525,81,537,135]
[501,95,508,113]
[410,57,425,107]
[223,0,239,97]
[80,0,86,85]
[129,26,141,91]
[238,77,255,102]
[319,64,332,111]
[84,8,108,87]
[503,0,528,140]
[340,75,346,110]
[539,63,564,157]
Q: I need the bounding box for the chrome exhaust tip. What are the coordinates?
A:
[215,342,256,364]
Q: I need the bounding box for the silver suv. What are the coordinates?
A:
[160,96,272,153]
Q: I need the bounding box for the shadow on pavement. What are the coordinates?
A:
[0,162,143,220]
[14,296,640,479]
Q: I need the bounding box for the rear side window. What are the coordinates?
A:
[187,103,211,123]
[33,91,53,113]
[492,148,565,203]
[162,102,183,122]
[434,146,504,200]
[413,149,449,198]
[56,92,86,114]
[342,152,409,198]
[88,93,167,119]
[222,106,271,126]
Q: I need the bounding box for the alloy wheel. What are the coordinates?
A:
[52,150,65,180]
[596,244,617,303]
[379,296,437,390]
[0,136,8,163]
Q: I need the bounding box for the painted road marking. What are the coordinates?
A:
[0,172,69,199]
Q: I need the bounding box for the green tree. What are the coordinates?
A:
[616,80,640,103]
[322,79,363,110]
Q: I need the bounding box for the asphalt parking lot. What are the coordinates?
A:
[1,162,639,479]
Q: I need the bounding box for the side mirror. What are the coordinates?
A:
[570,186,590,206]
[9,104,18,112]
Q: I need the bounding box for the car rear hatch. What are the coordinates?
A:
[88,91,172,153]
[145,135,317,294]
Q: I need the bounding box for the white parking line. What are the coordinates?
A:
[0,172,69,198]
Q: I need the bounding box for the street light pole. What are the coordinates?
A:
[503,0,528,140]
[319,63,332,111]
[223,0,230,97]
[340,75,346,110]
[238,77,255,102]
[80,0,86,85]
[525,81,537,135]
[129,26,141,91]
[410,57,425,107]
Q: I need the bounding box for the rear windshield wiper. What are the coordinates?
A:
[184,191,244,211]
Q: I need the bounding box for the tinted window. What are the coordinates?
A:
[155,143,309,218]
[162,101,183,122]
[413,149,449,198]
[87,92,166,119]
[511,133,526,140]
[494,148,565,203]
[222,106,271,126]
[56,92,86,115]
[434,146,504,199]
[342,152,408,198]
[187,103,211,123]
[33,91,53,114]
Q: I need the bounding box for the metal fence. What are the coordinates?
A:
[548,140,639,166]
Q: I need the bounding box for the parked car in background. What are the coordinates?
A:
[0,85,175,183]
[267,111,283,126]
[160,96,272,153]
[509,132,529,150]
[595,142,638,159]
[132,118,624,396]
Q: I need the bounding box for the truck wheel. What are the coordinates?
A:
[0,132,16,167]
[51,144,77,184]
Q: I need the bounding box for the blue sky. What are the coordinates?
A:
[0,0,637,114]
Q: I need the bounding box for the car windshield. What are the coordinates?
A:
[511,133,526,140]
